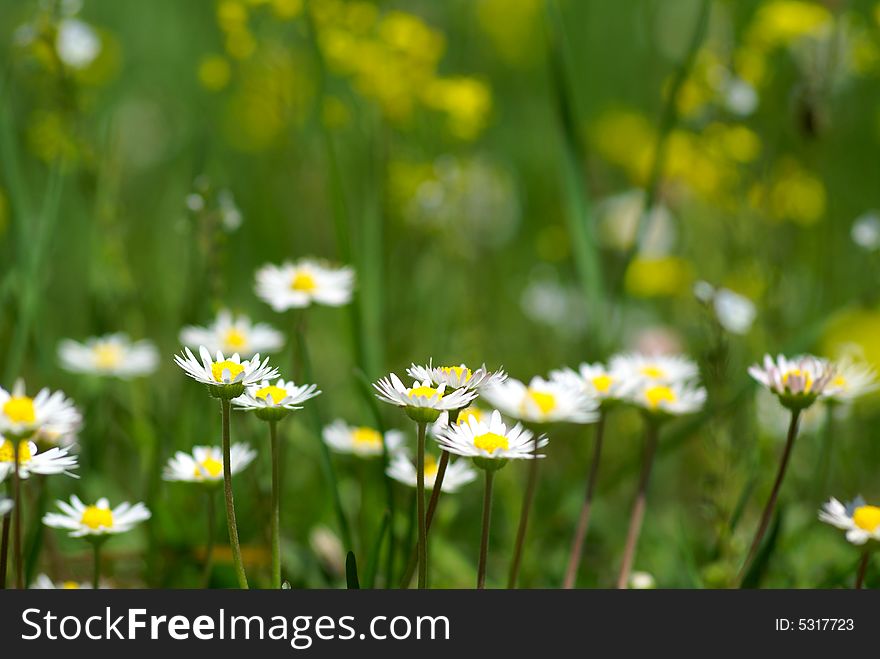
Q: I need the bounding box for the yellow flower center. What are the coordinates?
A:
[291,271,317,292]
[424,455,439,480]
[853,505,880,532]
[3,396,36,424]
[80,506,113,530]
[457,407,483,425]
[474,432,509,454]
[592,374,613,394]
[0,440,32,464]
[223,328,248,351]
[439,365,472,382]
[255,385,287,404]
[352,427,383,449]
[782,368,813,392]
[645,385,676,409]
[408,386,442,400]
[194,455,223,479]
[640,365,665,379]
[832,375,847,389]
[93,343,122,369]
[61,581,80,589]
[525,389,556,415]
[211,360,245,382]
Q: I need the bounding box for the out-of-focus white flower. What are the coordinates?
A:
[0,439,78,481]
[851,212,880,251]
[482,376,598,424]
[163,444,256,483]
[610,353,700,386]
[217,189,243,232]
[0,495,11,517]
[255,259,355,311]
[322,421,405,458]
[58,334,159,378]
[694,281,756,335]
[549,363,625,405]
[720,76,758,116]
[520,276,588,337]
[386,451,477,492]
[597,189,676,256]
[44,496,151,538]
[624,380,707,417]
[56,19,100,69]
[31,574,92,589]
[0,381,81,440]
[825,358,878,404]
[180,310,284,358]
[629,571,656,589]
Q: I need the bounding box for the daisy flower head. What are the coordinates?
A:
[406,361,507,393]
[0,439,78,481]
[31,574,92,589]
[174,346,279,399]
[386,451,477,493]
[748,354,837,410]
[232,378,320,421]
[824,358,878,404]
[0,381,82,440]
[255,258,355,311]
[609,352,700,386]
[373,373,478,423]
[58,333,158,379]
[180,309,284,358]
[624,380,707,418]
[322,420,405,458]
[435,409,549,472]
[550,362,625,407]
[43,496,151,538]
[819,497,880,545]
[430,406,490,436]
[163,444,256,484]
[481,376,598,424]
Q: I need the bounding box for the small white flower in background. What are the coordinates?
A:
[255,259,355,311]
[819,497,880,545]
[720,76,758,116]
[693,281,756,335]
[217,189,243,232]
[628,571,656,589]
[749,354,838,411]
[386,451,477,492]
[0,439,78,481]
[0,381,82,439]
[435,410,548,470]
[851,212,880,251]
[624,380,707,417]
[310,525,345,578]
[232,378,320,421]
[373,373,478,424]
[322,421,404,458]
[520,276,588,337]
[824,358,878,403]
[0,495,11,517]
[31,574,93,589]
[596,189,676,256]
[180,310,284,358]
[185,193,205,212]
[174,346,279,398]
[43,496,151,538]
[406,361,507,392]
[56,19,100,69]
[163,444,256,483]
[482,376,598,424]
[609,353,700,387]
[58,333,159,378]
[549,362,625,406]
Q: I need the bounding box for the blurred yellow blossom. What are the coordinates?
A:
[423,77,492,140]
[476,0,544,65]
[217,1,249,31]
[198,54,232,91]
[752,158,826,225]
[746,0,832,50]
[624,256,694,298]
[822,307,880,371]
[590,109,655,183]
[272,0,303,20]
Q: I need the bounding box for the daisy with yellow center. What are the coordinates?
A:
[180,309,284,358]
[254,258,355,311]
[609,352,699,387]
[232,378,320,422]
[58,333,158,378]
[163,444,256,484]
[748,353,837,410]
[0,438,79,481]
[820,496,880,588]
[0,381,81,439]
[822,358,878,404]
[625,381,707,416]
[31,574,93,590]
[386,451,477,493]
[407,361,508,393]
[322,420,405,458]
[481,376,597,424]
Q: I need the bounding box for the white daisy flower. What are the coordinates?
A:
[609,352,700,386]
[0,495,11,517]
[406,361,507,392]
[56,18,100,70]
[31,574,92,589]
[851,212,880,251]
[386,451,477,492]
[0,381,82,439]
[819,497,880,545]
[629,571,657,589]
[435,410,548,470]
[693,282,756,335]
[180,309,284,358]
[373,373,478,423]
[748,354,838,410]
[255,259,355,311]
[232,378,320,421]
[0,439,78,481]
[549,362,625,405]
[430,406,490,436]
[624,380,707,417]
[322,420,405,458]
[43,496,151,538]
[174,346,279,398]
[481,376,598,424]
[162,444,256,483]
[825,359,878,403]
[58,333,158,378]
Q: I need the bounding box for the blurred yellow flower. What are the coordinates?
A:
[747,0,832,50]
[590,110,655,183]
[756,158,826,225]
[476,0,544,66]
[822,307,880,371]
[217,1,249,31]
[423,77,492,140]
[198,54,232,91]
[624,256,694,298]
[271,0,302,20]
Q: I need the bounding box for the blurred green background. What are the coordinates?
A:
[2,0,880,588]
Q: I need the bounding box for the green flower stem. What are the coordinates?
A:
[416,421,428,589]
[399,449,450,588]
[221,399,249,589]
[269,419,282,589]
[563,411,606,589]
[616,421,660,589]
[738,409,802,584]
[477,470,495,589]
[508,440,541,589]
[0,481,10,589]
[91,539,103,590]
[202,489,216,588]
[855,551,870,590]
[12,438,23,589]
